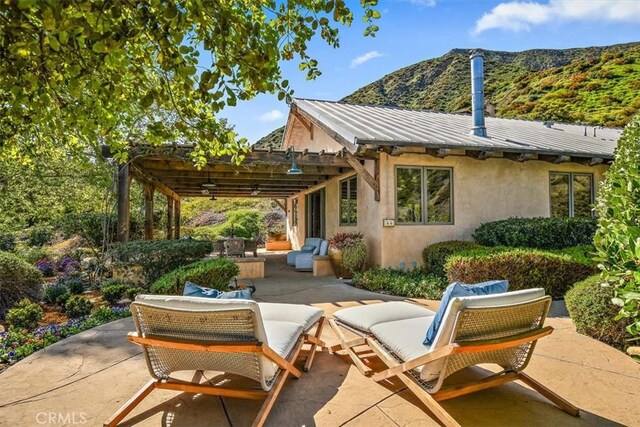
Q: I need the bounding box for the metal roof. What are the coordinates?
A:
[293,98,620,159]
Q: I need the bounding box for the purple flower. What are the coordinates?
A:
[55,257,80,273]
[35,259,55,277]
[8,350,15,358]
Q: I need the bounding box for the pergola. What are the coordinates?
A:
[110,146,354,242]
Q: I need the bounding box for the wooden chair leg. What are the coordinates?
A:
[104,379,157,427]
[327,318,372,376]
[304,316,325,372]
[519,372,580,416]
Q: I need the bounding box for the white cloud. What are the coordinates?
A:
[350,50,384,69]
[474,0,640,34]
[257,109,284,122]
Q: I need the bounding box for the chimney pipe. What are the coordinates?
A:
[469,49,487,137]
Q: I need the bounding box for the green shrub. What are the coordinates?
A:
[65,296,93,318]
[125,287,145,300]
[343,241,368,274]
[27,225,54,247]
[0,251,43,318]
[151,258,240,295]
[353,268,448,299]
[56,291,71,308]
[16,245,51,264]
[0,232,16,252]
[62,276,85,294]
[473,217,597,249]
[566,276,632,350]
[43,283,69,304]
[101,284,127,305]
[6,299,44,330]
[594,115,640,337]
[422,240,481,277]
[110,239,213,284]
[553,245,597,267]
[193,210,265,241]
[59,212,117,250]
[445,248,596,299]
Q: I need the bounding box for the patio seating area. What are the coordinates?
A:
[0,254,638,426]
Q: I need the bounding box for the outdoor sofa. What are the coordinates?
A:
[105,295,325,427]
[295,240,329,271]
[286,237,324,266]
[328,288,579,427]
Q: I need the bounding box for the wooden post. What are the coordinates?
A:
[117,163,131,242]
[143,182,154,240]
[174,198,181,239]
[167,196,174,239]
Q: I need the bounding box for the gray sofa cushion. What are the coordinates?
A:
[259,303,323,331]
[333,301,435,333]
[318,240,329,256]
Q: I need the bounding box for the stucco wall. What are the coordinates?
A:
[377,153,608,268]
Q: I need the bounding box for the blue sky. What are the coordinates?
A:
[219,0,640,144]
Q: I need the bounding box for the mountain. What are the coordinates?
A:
[253,126,284,149]
[343,42,640,127]
[254,42,640,146]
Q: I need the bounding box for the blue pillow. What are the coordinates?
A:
[301,244,315,252]
[183,281,253,300]
[423,280,508,345]
[183,281,221,298]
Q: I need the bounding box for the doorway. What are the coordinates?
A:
[305,189,325,238]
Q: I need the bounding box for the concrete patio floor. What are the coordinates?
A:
[1,254,639,427]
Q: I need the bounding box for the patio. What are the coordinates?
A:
[1,254,638,426]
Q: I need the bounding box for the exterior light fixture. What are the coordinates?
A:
[287,150,302,175]
[201,172,216,188]
[209,194,217,201]
[250,184,261,196]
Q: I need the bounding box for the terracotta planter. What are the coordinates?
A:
[265,240,291,251]
[328,247,352,279]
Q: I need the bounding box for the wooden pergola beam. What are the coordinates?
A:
[345,152,380,202]
[167,196,174,239]
[130,165,179,201]
[272,199,286,212]
[134,160,346,176]
[143,182,154,240]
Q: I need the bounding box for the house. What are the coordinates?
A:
[281,51,620,268]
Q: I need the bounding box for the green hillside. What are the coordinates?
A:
[343,42,640,127]
[254,126,284,149]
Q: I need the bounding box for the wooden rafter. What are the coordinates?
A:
[345,152,380,202]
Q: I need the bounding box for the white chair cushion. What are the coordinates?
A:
[261,320,303,379]
[258,303,323,331]
[333,302,435,333]
[370,316,433,364]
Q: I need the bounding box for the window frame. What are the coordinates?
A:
[549,172,595,218]
[339,175,358,226]
[395,166,454,226]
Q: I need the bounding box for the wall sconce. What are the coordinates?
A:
[286,150,302,175]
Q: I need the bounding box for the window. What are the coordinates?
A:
[550,173,594,217]
[396,167,453,225]
[339,176,357,226]
[292,198,298,226]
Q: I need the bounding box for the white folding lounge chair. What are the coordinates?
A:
[328,289,579,427]
[105,295,325,427]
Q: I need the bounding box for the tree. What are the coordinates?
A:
[0,0,379,166]
[594,115,640,339]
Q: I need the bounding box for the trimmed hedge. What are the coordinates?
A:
[422,240,481,277]
[150,258,240,295]
[445,248,596,299]
[473,217,597,249]
[0,251,43,318]
[352,268,448,299]
[110,239,213,284]
[565,275,632,350]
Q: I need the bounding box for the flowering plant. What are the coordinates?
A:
[35,258,55,277]
[327,232,364,250]
[55,257,80,274]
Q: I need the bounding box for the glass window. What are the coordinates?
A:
[396,167,453,225]
[573,174,593,217]
[339,176,357,226]
[292,198,298,226]
[550,172,594,217]
[426,168,452,223]
[396,168,423,224]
